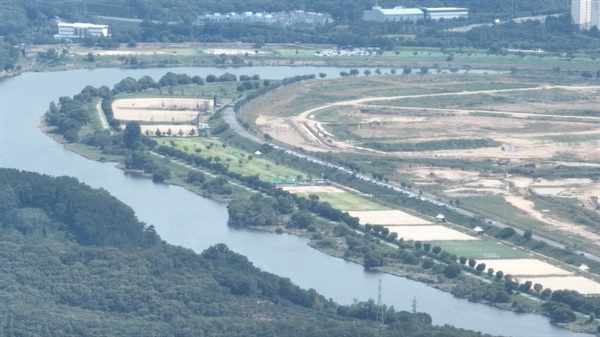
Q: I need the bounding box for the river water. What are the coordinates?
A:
[0,67,589,337]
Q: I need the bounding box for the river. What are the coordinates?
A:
[0,67,589,337]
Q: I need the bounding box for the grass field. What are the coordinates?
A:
[164,138,306,181]
[293,192,389,211]
[436,240,529,259]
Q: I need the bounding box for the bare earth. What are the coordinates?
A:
[113,98,211,123]
[251,79,600,249]
[385,225,479,241]
[348,210,431,225]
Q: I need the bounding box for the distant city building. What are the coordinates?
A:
[363,6,424,22]
[421,7,469,20]
[54,22,109,40]
[571,0,600,29]
[592,0,600,29]
[197,10,332,27]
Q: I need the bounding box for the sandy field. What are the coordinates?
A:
[349,210,431,225]
[477,259,572,277]
[113,98,211,122]
[525,276,600,295]
[282,185,345,194]
[385,225,479,241]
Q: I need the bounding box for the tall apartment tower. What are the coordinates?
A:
[572,0,592,29]
[592,0,600,29]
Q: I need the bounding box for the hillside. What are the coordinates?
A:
[0,168,495,337]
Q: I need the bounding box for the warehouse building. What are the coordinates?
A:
[422,7,469,20]
[363,6,424,22]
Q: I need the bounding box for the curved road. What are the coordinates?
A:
[224,105,600,263]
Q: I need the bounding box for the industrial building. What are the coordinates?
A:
[363,6,424,22]
[363,6,468,22]
[571,0,600,29]
[422,7,469,20]
[54,22,109,40]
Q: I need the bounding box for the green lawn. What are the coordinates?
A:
[436,239,529,259]
[294,192,389,211]
[163,138,305,181]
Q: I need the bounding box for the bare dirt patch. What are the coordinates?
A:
[526,276,600,295]
[477,259,572,277]
[249,76,600,249]
[349,210,431,225]
[385,225,479,241]
[113,98,211,123]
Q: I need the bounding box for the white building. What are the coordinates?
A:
[592,0,600,29]
[54,22,109,40]
[572,0,593,29]
[422,7,469,20]
[363,6,424,22]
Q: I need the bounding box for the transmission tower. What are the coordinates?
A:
[412,296,417,324]
[377,279,384,325]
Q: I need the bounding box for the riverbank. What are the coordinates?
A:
[11,42,600,79]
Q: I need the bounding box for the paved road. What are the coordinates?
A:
[223,104,600,263]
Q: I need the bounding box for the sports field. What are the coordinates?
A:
[477,259,572,277]
[385,225,479,241]
[525,276,600,295]
[282,186,389,211]
[112,98,211,122]
[435,240,529,259]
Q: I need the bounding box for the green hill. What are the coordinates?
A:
[0,168,494,337]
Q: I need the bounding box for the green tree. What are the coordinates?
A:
[124,121,142,149]
[443,263,462,278]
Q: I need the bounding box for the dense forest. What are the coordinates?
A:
[0,168,501,337]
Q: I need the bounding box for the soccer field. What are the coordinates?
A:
[436,240,529,259]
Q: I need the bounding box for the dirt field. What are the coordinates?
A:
[526,276,600,295]
[140,125,197,136]
[348,210,431,225]
[248,76,600,250]
[477,259,573,277]
[385,225,479,241]
[112,98,211,123]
